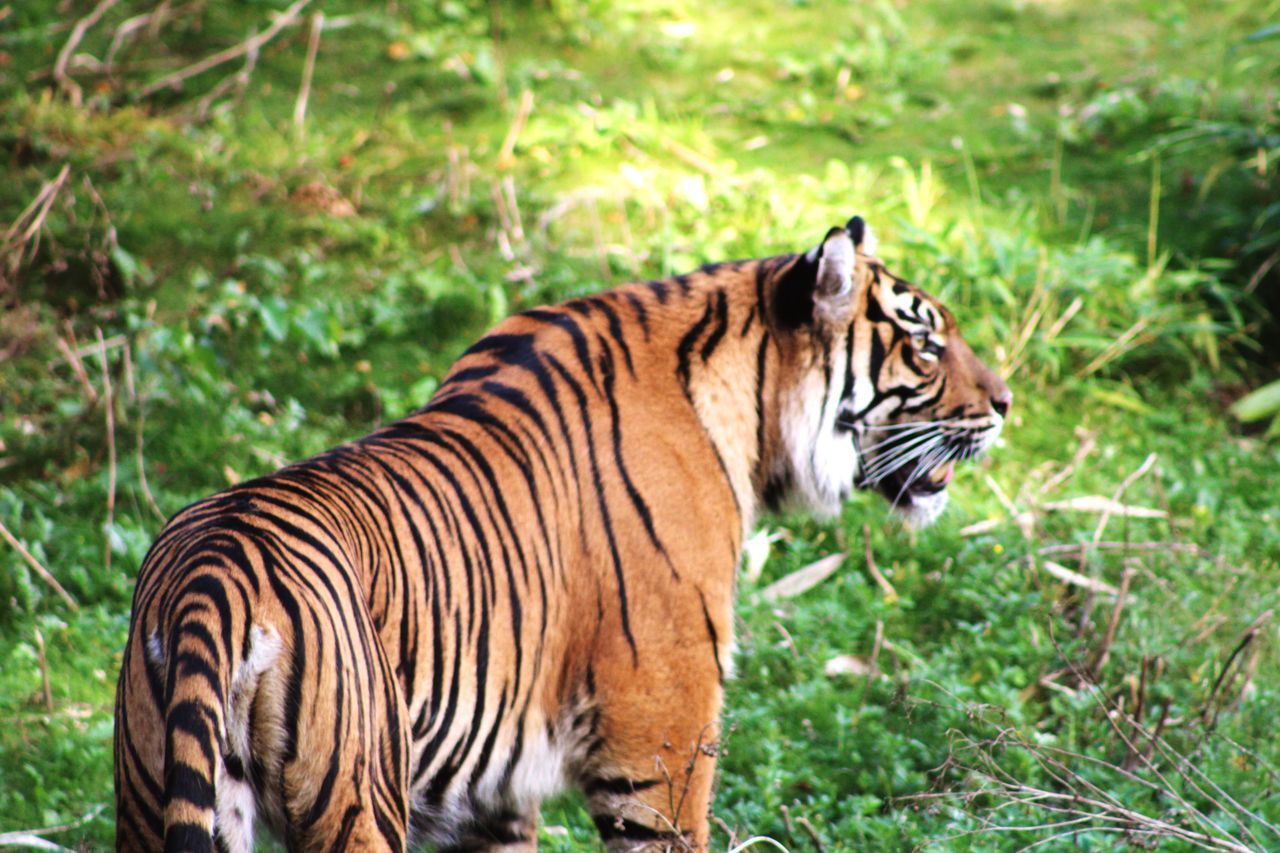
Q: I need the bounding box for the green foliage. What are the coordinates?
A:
[2,0,1278,849]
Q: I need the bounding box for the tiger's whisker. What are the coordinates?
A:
[862,436,944,486]
[858,434,941,483]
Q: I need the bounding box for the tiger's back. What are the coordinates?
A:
[115,218,1010,851]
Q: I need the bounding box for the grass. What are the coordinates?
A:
[1,0,1278,848]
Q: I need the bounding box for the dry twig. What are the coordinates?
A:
[862,523,897,603]
[1090,453,1159,549]
[139,0,312,98]
[2,164,72,290]
[496,88,534,170]
[96,328,118,572]
[105,1,204,77]
[0,805,106,851]
[292,11,324,131]
[1032,558,1120,596]
[53,0,121,105]
[54,333,99,405]
[124,342,166,522]
[0,518,77,610]
[1085,567,1134,680]
[33,626,53,711]
[1200,610,1273,730]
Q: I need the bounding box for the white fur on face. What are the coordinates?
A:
[897,489,949,528]
[779,338,859,517]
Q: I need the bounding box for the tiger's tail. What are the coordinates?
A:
[153,582,282,852]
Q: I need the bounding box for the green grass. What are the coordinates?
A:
[1,0,1279,848]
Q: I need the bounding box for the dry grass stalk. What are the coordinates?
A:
[794,815,826,852]
[51,332,126,363]
[1085,567,1134,680]
[1200,609,1272,731]
[726,836,789,853]
[106,1,193,76]
[1041,495,1165,518]
[1078,315,1152,377]
[2,163,71,291]
[124,342,166,522]
[0,805,106,852]
[54,333,99,405]
[192,36,258,121]
[497,89,535,171]
[862,523,898,603]
[1033,558,1120,596]
[1039,541,1205,557]
[1074,453,1159,631]
[502,176,526,245]
[1056,640,1278,849]
[1090,453,1159,548]
[661,138,722,175]
[772,621,799,661]
[1034,427,1096,500]
[52,0,120,105]
[33,626,53,711]
[917,712,1260,852]
[1041,295,1083,347]
[0,518,78,610]
[1001,250,1052,378]
[139,0,312,98]
[1245,247,1280,294]
[292,11,324,131]
[96,328,118,572]
[587,197,613,284]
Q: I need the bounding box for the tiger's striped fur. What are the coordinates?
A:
[115,218,1009,851]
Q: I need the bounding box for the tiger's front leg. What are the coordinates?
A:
[440,809,539,852]
[582,680,721,851]
[576,589,729,851]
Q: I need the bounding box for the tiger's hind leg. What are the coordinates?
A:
[256,593,413,851]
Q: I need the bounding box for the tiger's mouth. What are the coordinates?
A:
[872,458,955,505]
[853,422,1000,513]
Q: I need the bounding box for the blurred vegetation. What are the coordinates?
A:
[1,0,1278,849]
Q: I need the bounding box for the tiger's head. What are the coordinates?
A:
[769,217,1011,527]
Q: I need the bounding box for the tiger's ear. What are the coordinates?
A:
[810,223,862,324]
[844,215,878,256]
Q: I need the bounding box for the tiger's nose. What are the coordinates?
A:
[980,368,1012,417]
[991,386,1012,417]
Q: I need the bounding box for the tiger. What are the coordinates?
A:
[114,216,1010,851]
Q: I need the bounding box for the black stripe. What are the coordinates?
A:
[594,297,635,376]
[443,364,501,386]
[545,353,639,662]
[597,343,678,579]
[699,289,729,362]
[165,699,217,769]
[521,309,599,394]
[676,296,716,387]
[698,588,725,682]
[593,814,672,841]
[623,291,649,338]
[165,761,215,810]
[583,776,661,797]
[165,821,215,853]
